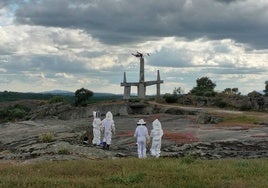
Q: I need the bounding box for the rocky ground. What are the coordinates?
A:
[0,101,267,163]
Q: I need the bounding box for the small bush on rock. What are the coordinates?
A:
[39,133,54,143]
[58,147,70,155]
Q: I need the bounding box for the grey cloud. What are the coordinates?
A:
[148,48,193,67]
[1,53,126,84]
[205,67,267,74]
[14,0,268,49]
[214,0,245,4]
[2,55,88,74]
[0,0,13,7]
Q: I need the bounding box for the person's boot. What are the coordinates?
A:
[102,142,106,149]
[106,144,110,150]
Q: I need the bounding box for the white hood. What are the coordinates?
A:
[152,119,162,130]
[105,111,113,120]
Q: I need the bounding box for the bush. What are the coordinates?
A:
[58,147,70,155]
[48,96,66,104]
[0,104,30,122]
[204,91,216,97]
[163,94,178,103]
[10,108,27,119]
[128,98,141,103]
[214,98,228,108]
[239,105,252,111]
[39,133,54,143]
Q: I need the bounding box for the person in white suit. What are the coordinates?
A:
[101,111,115,150]
[134,119,149,158]
[92,111,102,146]
[150,119,163,158]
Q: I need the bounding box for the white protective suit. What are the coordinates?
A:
[134,119,149,158]
[101,111,115,149]
[92,111,102,145]
[150,119,163,158]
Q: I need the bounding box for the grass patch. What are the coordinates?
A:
[223,114,261,124]
[108,172,146,185]
[58,147,70,155]
[38,133,55,143]
[0,158,267,187]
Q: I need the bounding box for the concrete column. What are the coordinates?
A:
[123,72,127,82]
[139,57,144,82]
[156,83,160,98]
[123,86,131,99]
[156,70,161,98]
[138,83,145,99]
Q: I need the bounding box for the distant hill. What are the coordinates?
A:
[41,90,120,97]
[0,90,122,103]
[41,90,74,96]
[0,91,55,102]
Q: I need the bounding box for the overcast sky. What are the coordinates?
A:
[0,0,267,95]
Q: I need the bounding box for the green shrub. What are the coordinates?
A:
[128,98,140,103]
[204,91,217,97]
[239,105,252,111]
[0,104,30,122]
[39,133,54,143]
[215,100,227,108]
[58,147,70,155]
[163,94,178,103]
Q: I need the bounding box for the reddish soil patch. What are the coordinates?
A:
[117,131,134,137]
[163,131,199,143]
[251,133,268,138]
[117,130,199,144]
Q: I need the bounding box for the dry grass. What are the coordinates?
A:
[0,158,267,188]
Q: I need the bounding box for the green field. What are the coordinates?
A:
[0,157,267,188]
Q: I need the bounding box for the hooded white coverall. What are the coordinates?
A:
[101,111,115,146]
[92,111,102,145]
[134,119,149,158]
[150,119,163,158]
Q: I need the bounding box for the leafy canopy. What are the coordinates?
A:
[190,77,216,96]
[74,88,93,106]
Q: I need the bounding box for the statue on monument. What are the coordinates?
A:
[132,52,150,58]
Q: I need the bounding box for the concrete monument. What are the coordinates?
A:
[121,52,163,99]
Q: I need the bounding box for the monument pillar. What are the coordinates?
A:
[139,57,144,82]
[138,83,146,99]
[156,70,161,98]
[122,72,131,99]
[124,86,131,99]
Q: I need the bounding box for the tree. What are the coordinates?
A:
[173,87,184,96]
[232,88,239,94]
[74,88,93,106]
[223,88,239,95]
[264,80,268,96]
[223,88,232,95]
[190,77,216,96]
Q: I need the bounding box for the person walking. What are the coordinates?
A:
[150,119,163,158]
[101,111,115,150]
[92,111,102,146]
[134,119,149,158]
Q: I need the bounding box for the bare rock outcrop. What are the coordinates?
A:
[1,101,267,163]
